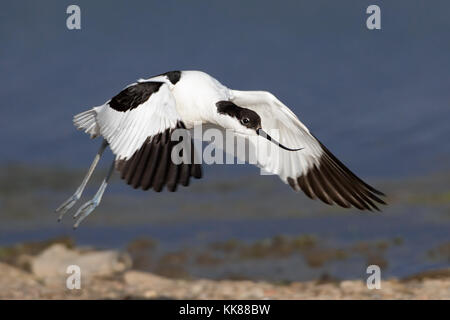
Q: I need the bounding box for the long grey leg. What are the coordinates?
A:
[72,159,115,229]
[55,139,108,221]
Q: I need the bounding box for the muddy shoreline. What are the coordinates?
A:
[1,243,448,300]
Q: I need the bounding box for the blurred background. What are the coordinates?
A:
[0,0,449,284]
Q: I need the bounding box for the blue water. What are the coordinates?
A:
[1,0,450,177]
[0,1,449,281]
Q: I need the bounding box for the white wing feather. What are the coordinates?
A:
[85,83,180,160]
[230,90,385,210]
[231,90,323,183]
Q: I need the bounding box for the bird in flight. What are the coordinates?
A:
[56,70,386,228]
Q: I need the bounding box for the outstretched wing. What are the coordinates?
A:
[74,80,201,192]
[230,90,385,211]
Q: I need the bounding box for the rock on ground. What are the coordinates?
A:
[0,244,449,300]
[30,244,131,285]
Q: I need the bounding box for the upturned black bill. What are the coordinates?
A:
[257,129,303,151]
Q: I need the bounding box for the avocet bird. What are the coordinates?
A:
[56,70,385,228]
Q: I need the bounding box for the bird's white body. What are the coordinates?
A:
[169,71,233,128]
[60,70,385,228]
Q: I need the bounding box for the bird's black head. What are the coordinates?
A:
[216,101,261,131]
[216,100,303,152]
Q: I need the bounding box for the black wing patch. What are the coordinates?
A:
[287,139,386,211]
[159,71,181,85]
[115,122,202,192]
[109,82,163,112]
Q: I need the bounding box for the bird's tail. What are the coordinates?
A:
[73,108,99,138]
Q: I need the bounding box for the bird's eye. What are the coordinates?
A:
[241,118,250,125]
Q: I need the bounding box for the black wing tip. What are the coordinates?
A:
[115,124,203,193]
[191,164,202,179]
[373,189,386,197]
[288,149,387,212]
[166,184,178,192]
[291,174,386,211]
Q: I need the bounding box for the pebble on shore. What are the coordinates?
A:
[0,244,449,300]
